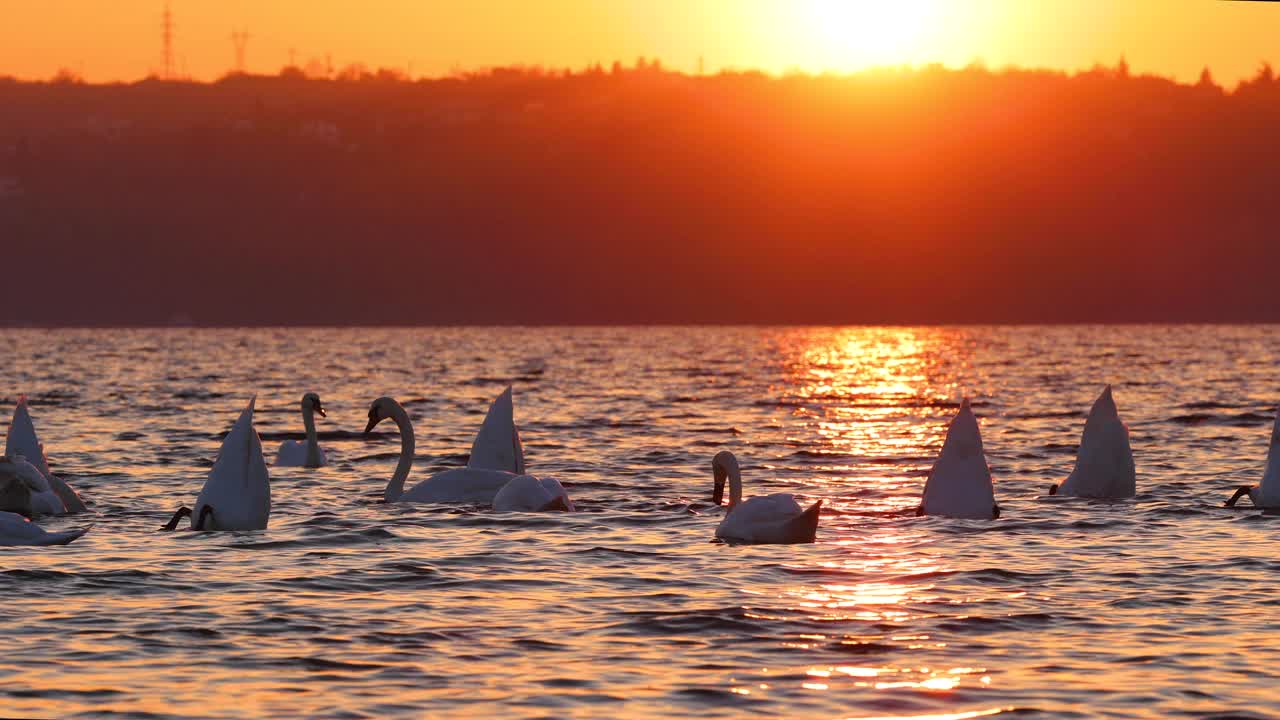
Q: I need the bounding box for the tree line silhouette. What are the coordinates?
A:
[1,60,1278,325]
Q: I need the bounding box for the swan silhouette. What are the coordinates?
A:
[1050,385,1135,498]
[5,396,87,513]
[274,392,328,468]
[162,398,271,531]
[711,451,820,544]
[919,399,999,519]
[365,396,518,504]
[1226,405,1280,509]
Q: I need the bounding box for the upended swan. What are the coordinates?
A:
[5,396,87,513]
[366,396,518,504]
[0,511,89,546]
[493,475,574,512]
[0,455,70,516]
[711,451,820,544]
[467,386,526,474]
[919,399,1000,519]
[1226,405,1280,509]
[162,398,271,531]
[1050,385,1135,498]
[274,392,328,468]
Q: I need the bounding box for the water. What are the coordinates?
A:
[1,326,1278,720]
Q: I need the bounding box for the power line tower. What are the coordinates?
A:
[231,29,251,74]
[161,3,175,79]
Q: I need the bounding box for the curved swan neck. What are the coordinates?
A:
[302,400,320,466]
[728,467,743,509]
[384,402,415,502]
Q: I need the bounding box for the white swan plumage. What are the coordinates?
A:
[1226,405,1280,509]
[162,397,271,531]
[493,475,574,512]
[1052,385,1135,498]
[274,392,328,468]
[0,455,67,516]
[711,451,820,544]
[467,386,526,474]
[365,396,518,505]
[919,399,999,519]
[5,396,87,513]
[0,511,89,546]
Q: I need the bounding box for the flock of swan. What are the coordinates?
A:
[0,384,1277,547]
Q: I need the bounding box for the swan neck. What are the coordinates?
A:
[729,467,743,509]
[384,403,415,502]
[302,401,320,465]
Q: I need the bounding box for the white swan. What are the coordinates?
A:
[493,475,574,512]
[162,397,271,531]
[919,399,999,519]
[5,396,87,513]
[711,451,820,544]
[366,396,517,504]
[0,511,89,546]
[1226,405,1280,508]
[1051,385,1135,498]
[467,386,526,474]
[274,392,328,468]
[0,455,67,516]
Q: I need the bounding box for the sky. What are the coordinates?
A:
[2,0,1280,85]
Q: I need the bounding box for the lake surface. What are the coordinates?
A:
[1,326,1277,720]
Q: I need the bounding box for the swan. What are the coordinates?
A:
[365,396,518,504]
[5,396,87,513]
[711,451,820,544]
[0,511,89,546]
[274,392,328,468]
[0,455,67,516]
[162,397,271,531]
[1226,405,1280,508]
[919,399,999,519]
[466,386,526,474]
[1049,385,1135,498]
[493,475,574,512]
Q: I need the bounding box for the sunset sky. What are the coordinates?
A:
[3,0,1280,84]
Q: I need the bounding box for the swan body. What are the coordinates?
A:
[0,455,66,516]
[920,399,999,519]
[274,392,328,468]
[0,511,89,546]
[1053,385,1135,498]
[1226,406,1280,508]
[402,467,519,504]
[368,395,530,505]
[467,386,526,474]
[493,475,574,512]
[712,451,820,544]
[164,398,270,531]
[5,397,87,513]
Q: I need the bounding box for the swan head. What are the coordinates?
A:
[712,450,740,506]
[364,397,398,435]
[304,392,327,418]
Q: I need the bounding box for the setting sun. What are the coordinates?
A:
[800,0,939,68]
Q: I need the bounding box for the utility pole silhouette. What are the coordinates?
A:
[161,3,175,79]
[231,29,251,74]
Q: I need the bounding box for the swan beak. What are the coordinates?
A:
[315,404,327,419]
[363,418,378,435]
[712,463,726,505]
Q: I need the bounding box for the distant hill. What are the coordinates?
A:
[1,63,1278,325]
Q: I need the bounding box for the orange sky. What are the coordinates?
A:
[2,0,1279,84]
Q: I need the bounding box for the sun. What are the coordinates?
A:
[800,0,938,70]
